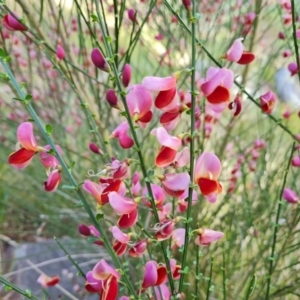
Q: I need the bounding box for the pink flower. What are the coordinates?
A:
[142,184,166,210]
[92,260,120,300]
[3,13,26,31]
[85,271,104,293]
[110,226,130,256]
[131,172,141,196]
[56,45,65,60]
[142,261,167,289]
[225,38,255,65]
[8,122,42,169]
[142,76,179,112]
[283,50,292,58]
[228,93,242,117]
[129,239,148,257]
[78,224,104,246]
[122,64,131,87]
[182,0,192,11]
[260,91,275,114]
[283,188,299,204]
[111,121,134,149]
[154,284,171,300]
[127,9,137,23]
[109,192,138,228]
[161,172,190,197]
[37,274,60,288]
[151,127,181,167]
[194,152,222,203]
[126,84,153,126]
[89,142,103,155]
[152,219,175,241]
[200,67,234,112]
[91,48,110,72]
[39,145,61,168]
[44,169,62,192]
[195,228,224,246]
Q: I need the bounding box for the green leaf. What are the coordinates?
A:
[25,94,32,101]
[0,48,7,58]
[0,72,10,82]
[69,161,75,170]
[106,36,112,43]
[90,14,98,22]
[25,289,32,297]
[147,169,154,177]
[5,285,12,291]
[45,124,54,136]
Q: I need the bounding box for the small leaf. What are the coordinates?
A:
[5,285,12,292]
[25,94,33,101]
[90,14,98,22]
[0,72,10,82]
[25,289,32,297]
[45,124,54,136]
[106,36,112,43]
[0,48,7,58]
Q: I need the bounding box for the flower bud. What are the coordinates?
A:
[106,89,118,107]
[122,64,131,87]
[89,142,103,155]
[56,45,65,60]
[182,0,192,11]
[91,48,110,72]
[127,9,136,23]
[78,224,91,236]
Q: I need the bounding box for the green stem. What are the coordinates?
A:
[265,142,295,299]
[291,0,300,83]
[178,2,197,294]
[206,256,214,300]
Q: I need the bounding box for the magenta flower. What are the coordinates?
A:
[142,184,166,210]
[127,9,137,23]
[78,224,104,246]
[142,261,167,289]
[195,228,224,246]
[161,172,190,197]
[200,67,234,112]
[288,62,298,76]
[182,0,192,11]
[131,172,141,196]
[85,271,104,293]
[8,122,43,169]
[152,219,175,241]
[194,152,222,203]
[56,45,65,60]
[106,89,119,108]
[110,226,130,256]
[111,121,134,149]
[283,188,299,204]
[91,48,110,72]
[39,145,62,168]
[126,84,153,126]
[224,38,255,65]
[154,284,171,300]
[89,142,103,155]
[3,13,26,31]
[44,169,61,192]
[259,91,275,114]
[151,127,181,167]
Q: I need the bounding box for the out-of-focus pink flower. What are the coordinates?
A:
[170,259,181,280]
[283,188,299,204]
[296,29,300,39]
[110,226,130,256]
[260,91,275,114]
[44,169,62,192]
[288,62,298,76]
[131,172,141,196]
[89,142,103,155]
[172,228,185,248]
[195,228,224,246]
[142,184,166,210]
[194,152,222,203]
[200,67,234,112]
[172,147,190,168]
[85,271,104,293]
[142,261,167,289]
[37,274,60,288]
[283,50,292,58]
[151,127,181,167]
[126,84,152,126]
[91,48,110,72]
[56,45,65,60]
[224,38,255,65]
[3,13,26,31]
[278,31,285,40]
[111,121,134,149]
[182,0,192,11]
[292,156,300,167]
[8,122,43,169]
[78,224,104,245]
[154,283,171,300]
[39,145,62,168]
[128,9,137,23]
[161,172,190,197]
[106,89,119,108]
[228,93,242,117]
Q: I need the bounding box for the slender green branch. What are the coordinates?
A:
[206,256,214,300]
[0,277,39,300]
[291,0,300,82]
[265,142,295,299]
[178,1,197,294]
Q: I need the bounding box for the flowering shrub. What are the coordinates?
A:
[1,1,300,300]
